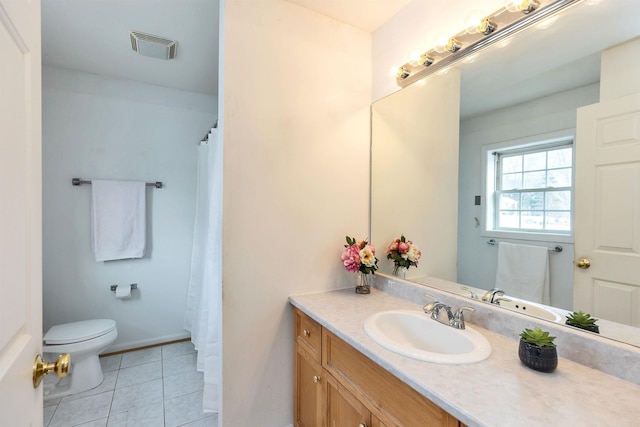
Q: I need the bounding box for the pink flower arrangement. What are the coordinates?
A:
[341,236,378,275]
[386,235,421,271]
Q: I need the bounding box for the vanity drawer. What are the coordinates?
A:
[294,308,321,360]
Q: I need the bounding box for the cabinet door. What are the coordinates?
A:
[326,373,371,427]
[371,416,389,427]
[295,344,324,427]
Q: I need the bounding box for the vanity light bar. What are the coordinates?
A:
[395,0,582,87]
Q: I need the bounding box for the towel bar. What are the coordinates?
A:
[72,178,163,189]
[487,239,562,253]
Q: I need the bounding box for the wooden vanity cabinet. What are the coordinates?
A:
[293,307,465,427]
[294,309,324,427]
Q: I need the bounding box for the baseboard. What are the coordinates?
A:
[101,332,191,356]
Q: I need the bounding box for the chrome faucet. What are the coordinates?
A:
[423,297,476,330]
[481,288,505,303]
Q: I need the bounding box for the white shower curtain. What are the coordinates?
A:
[184,128,222,414]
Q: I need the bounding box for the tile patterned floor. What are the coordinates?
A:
[43,341,217,427]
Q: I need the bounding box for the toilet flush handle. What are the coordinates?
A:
[33,353,70,388]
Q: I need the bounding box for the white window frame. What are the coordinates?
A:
[481,129,575,243]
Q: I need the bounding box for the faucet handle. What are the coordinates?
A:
[424,301,453,322]
[493,296,512,306]
[461,286,479,300]
[451,306,475,329]
[422,294,436,312]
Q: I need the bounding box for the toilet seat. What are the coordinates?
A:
[44,319,116,345]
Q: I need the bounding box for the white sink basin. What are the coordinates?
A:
[497,298,563,323]
[364,310,491,364]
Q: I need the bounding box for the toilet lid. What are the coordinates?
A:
[44,319,116,345]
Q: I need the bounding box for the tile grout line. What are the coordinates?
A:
[44,343,203,427]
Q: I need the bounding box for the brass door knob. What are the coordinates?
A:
[303,329,311,337]
[313,375,321,383]
[575,258,591,269]
[33,353,70,388]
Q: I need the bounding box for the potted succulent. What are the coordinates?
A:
[565,311,599,334]
[518,327,558,373]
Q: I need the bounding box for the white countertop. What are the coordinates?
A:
[290,287,640,427]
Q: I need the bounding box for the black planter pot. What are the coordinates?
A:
[518,339,558,373]
[565,321,600,334]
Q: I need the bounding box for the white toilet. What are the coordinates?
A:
[42,319,117,399]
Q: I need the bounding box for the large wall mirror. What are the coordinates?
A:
[371,0,640,347]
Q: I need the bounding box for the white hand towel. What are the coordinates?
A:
[495,242,550,305]
[91,180,146,262]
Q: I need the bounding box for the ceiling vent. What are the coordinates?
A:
[130,31,178,60]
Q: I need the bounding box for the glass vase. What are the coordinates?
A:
[355,271,371,294]
[392,265,407,279]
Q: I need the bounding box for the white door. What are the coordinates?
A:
[0,0,43,424]
[574,92,640,326]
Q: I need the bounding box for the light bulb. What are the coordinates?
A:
[445,38,462,53]
[465,10,485,34]
[420,54,434,67]
[396,66,410,80]
[506,0,521,12]
[477,18,497,35]
[507,0,540,14]
[408,51,422,66]
[433,35,449,53]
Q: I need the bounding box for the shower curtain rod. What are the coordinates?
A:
[72,178,163,189]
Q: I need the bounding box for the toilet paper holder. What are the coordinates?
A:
[110,283,138,292]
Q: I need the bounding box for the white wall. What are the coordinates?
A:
[42,66,217,351]
[600,37,640,101]
[221,0,371,425]
[457,83,600,310]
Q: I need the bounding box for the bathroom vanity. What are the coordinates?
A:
[294,307,463,427]
[290,281,640,426]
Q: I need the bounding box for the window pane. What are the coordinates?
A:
[545,211,571,231]
[499,211,519,228]
[502,173,522,190]
[546,191,571,210]
[521,211,544,229]
[547,168,571,187]
[499,193,520,210]
[548,147,572,168]
[502,155,522,173]
[524,152,546,171]
[523,171,546,189]
[521,192,544,210]
[493,142,573,235]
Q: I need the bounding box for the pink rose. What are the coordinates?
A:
[341,244,361,273]
[398,242,410,253]
[386,241,399,254]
